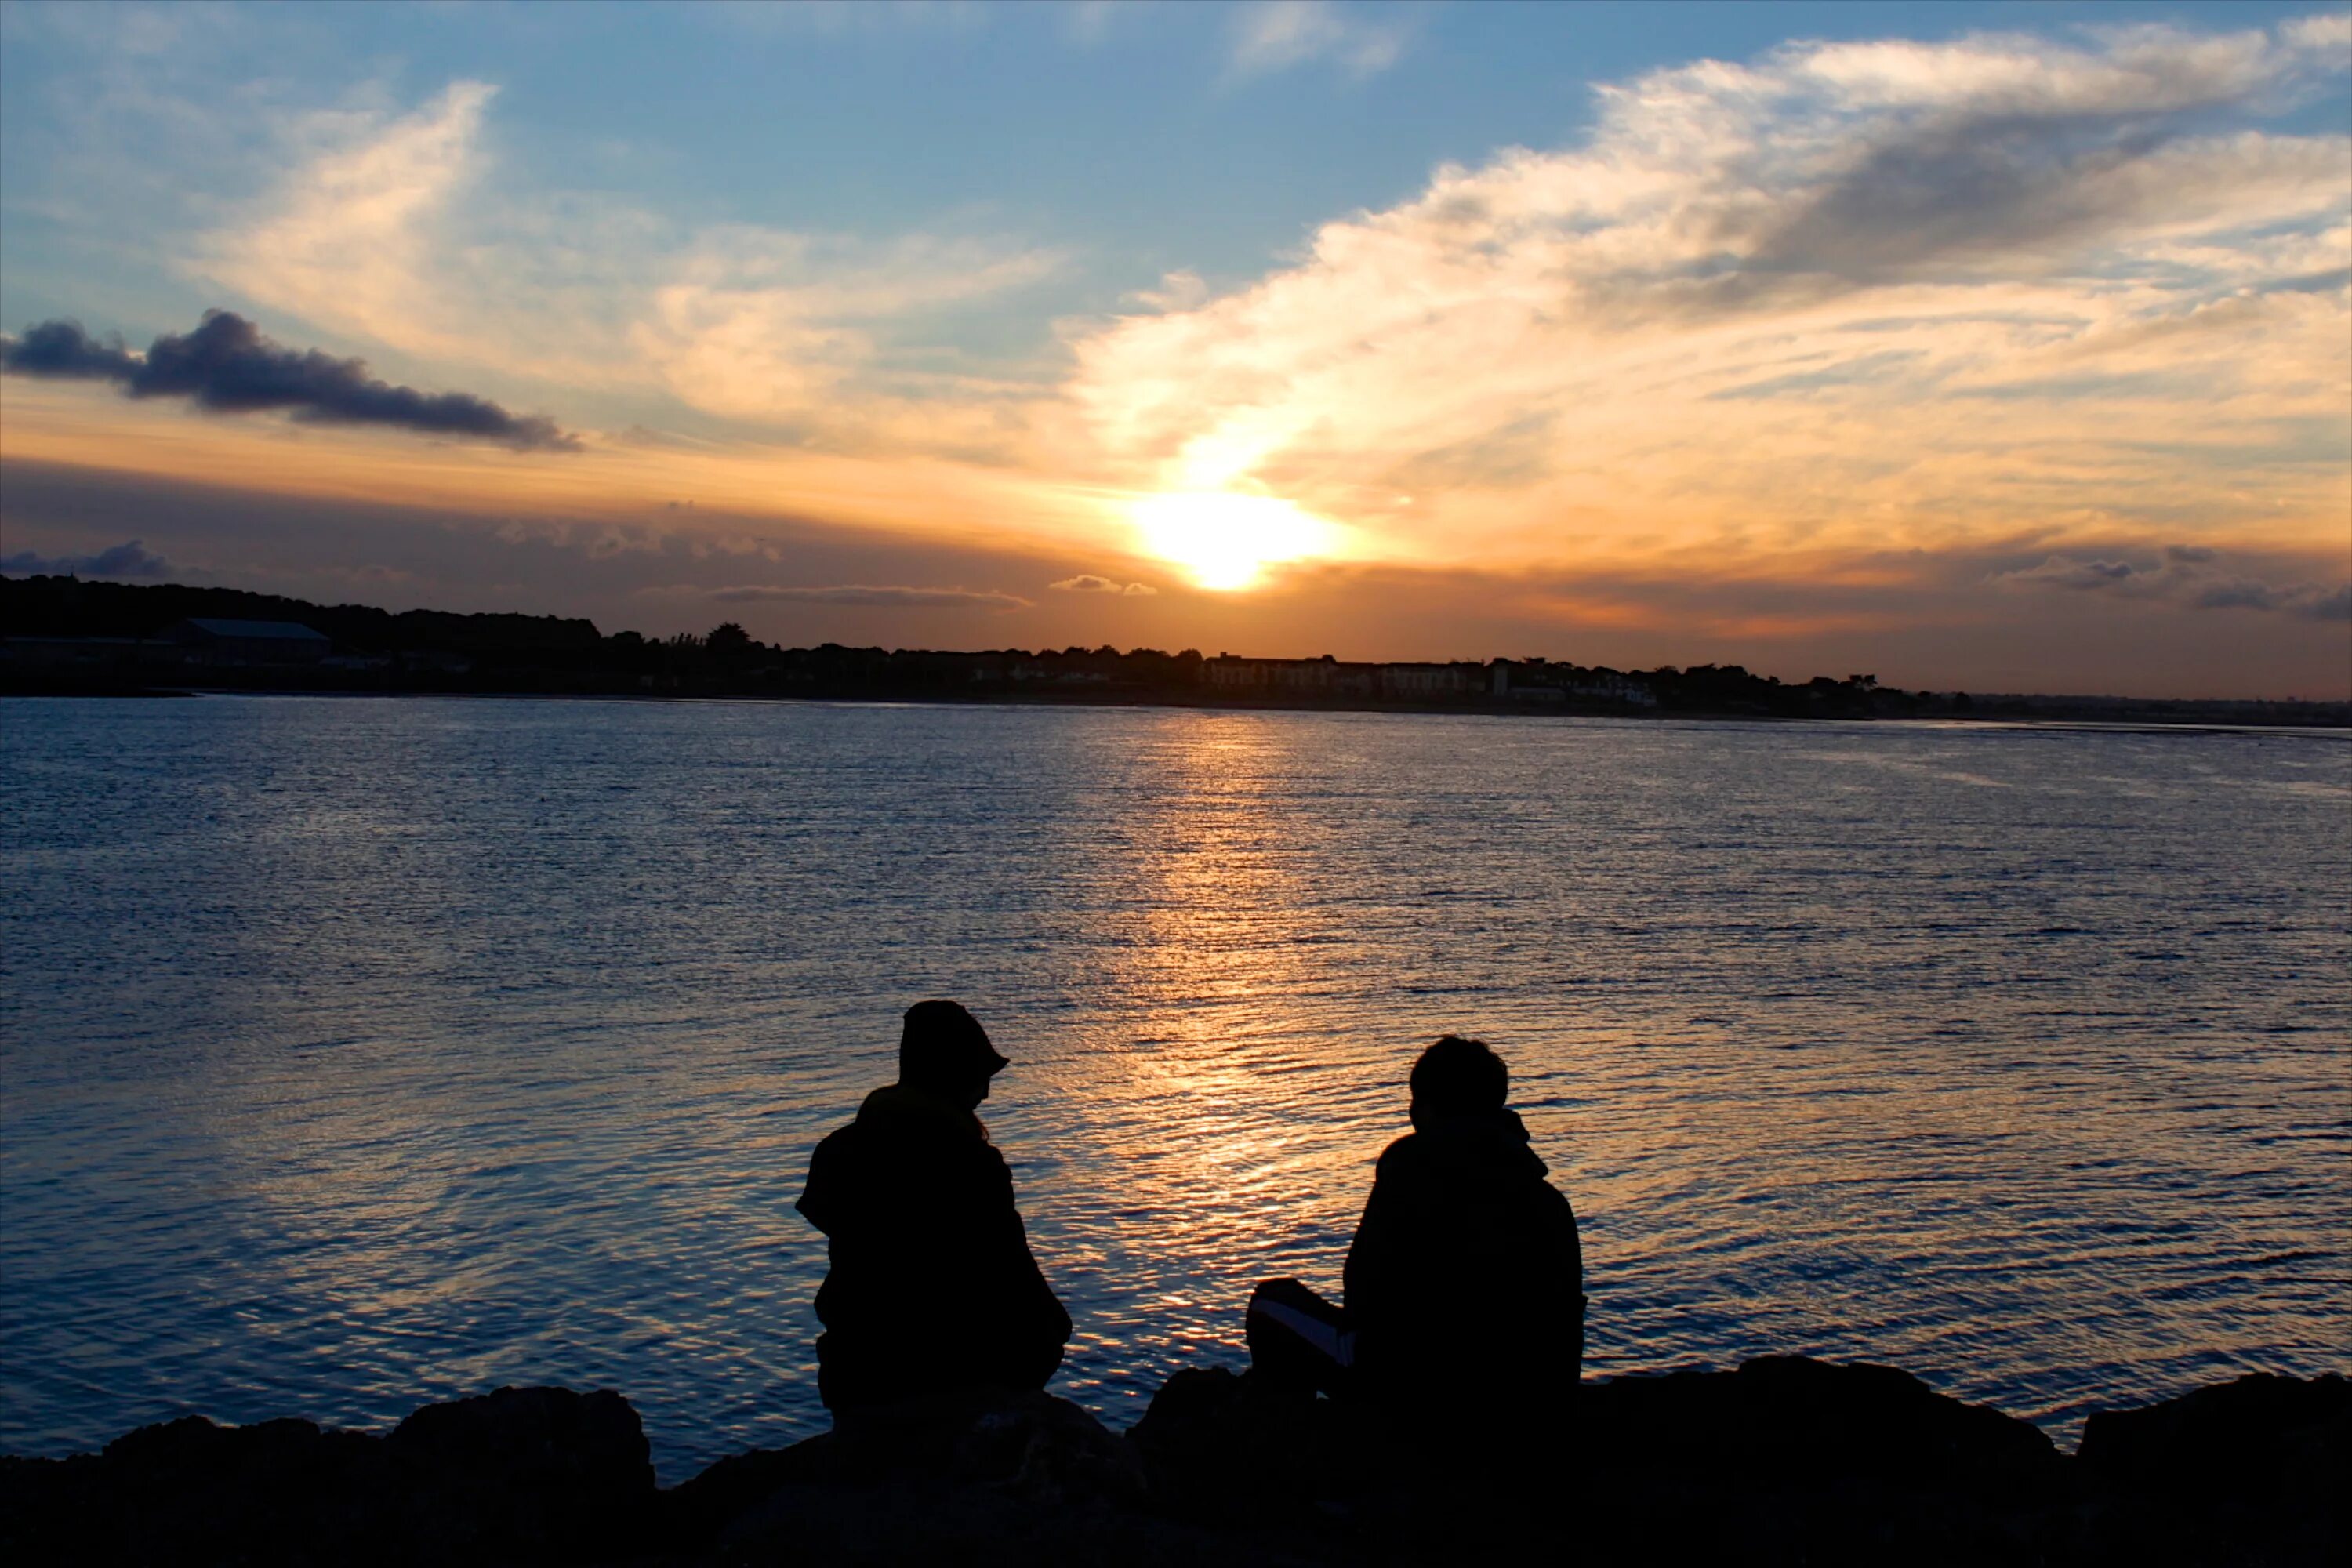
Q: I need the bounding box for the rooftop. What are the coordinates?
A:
[175,619,329,641]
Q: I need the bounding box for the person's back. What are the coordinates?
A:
[1342,1036,1584,1423]
[795,1001,1071,1417]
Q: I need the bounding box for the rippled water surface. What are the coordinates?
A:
[3,696,2347,1479]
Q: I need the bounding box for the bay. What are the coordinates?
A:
[2,695,2346,1481]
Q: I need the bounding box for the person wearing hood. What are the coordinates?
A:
[795,1000,1073,1418]
[1246,1036,1584,1425]
[1345,1035,1584,1418]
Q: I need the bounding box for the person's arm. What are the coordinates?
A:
[1560,1193,1585,1382]
[978,1145,1073,1388]
[794,1128,845,1236]
[1343,1152,1405,1331]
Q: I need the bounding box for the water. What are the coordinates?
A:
[2,696,2347,1481]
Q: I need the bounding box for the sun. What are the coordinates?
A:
[1128,491,1339,590]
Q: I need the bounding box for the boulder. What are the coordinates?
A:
[12,1364,2347,1565]
[2074,1373,2348,1566]
[384,1385,657,1561]
[670,1390,1180,1565]
[1129,1357,2067,1564]
[1127,1367,1375,1526]
[0,1388,653,1566]
[2,1414,392,1563]
[1581,1355,2062,1488]
[2078,1372,2349,1497]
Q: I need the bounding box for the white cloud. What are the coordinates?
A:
[1229,2,1406,79]
[632,230,1060,422]
[198,82,1061,437]
[2282,12,2352,54]
[200,82,501,368]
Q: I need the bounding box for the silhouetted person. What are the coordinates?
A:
[1248,1036,1584,1432]
[796,1000,1072,1418]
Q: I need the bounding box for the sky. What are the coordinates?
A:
[1,1,2347,697]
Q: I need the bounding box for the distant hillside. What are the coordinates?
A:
[0,574,603,654]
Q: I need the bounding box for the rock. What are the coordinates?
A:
[673,1391,1207,1566]
[3,1414,392,1563]
[0,1388,653,1566]
[9,1365,2345,1565]
[2075,1373,2348,1566]
[1126,1367,1375,1527]
[1124,1358,2071,1565]
[2079,1372,2349,1496]
[386,1385,658,1561]
[1581,1354,2063,1488]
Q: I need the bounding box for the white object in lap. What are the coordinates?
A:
[1251,1299,1356,1367]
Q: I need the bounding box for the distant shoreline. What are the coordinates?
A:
[7,681,2350,735]
[7,573,2347,725]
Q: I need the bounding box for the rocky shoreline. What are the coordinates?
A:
[5,1357,2342,1565]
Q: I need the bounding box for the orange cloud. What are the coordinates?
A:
[1063,16,2350,581]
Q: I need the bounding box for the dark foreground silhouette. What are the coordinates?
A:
[10,1016,2342,1561]
[5,1363,2343,1564]
[1247,1036,1584,1447]
[796,1001,1071,1416]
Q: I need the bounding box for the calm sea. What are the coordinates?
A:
[2,695,2346,1480]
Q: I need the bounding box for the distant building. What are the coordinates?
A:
[1494,657,1656,708]
[1570,671,1657,707]
[0,635,148,671]
[159,618,332,666]
[1380,662,1476,698]
[398,648,474,676]
[1204,656,1269,689]
[1206,654,1480,700]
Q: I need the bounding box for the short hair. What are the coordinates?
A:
[1410,1035,1508,1116]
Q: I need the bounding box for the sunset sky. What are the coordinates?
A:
[2,1,2347,696]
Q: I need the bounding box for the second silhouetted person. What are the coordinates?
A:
[1247,1035,1584,1432]
[796,1000,1073,1418]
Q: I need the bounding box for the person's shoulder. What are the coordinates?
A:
[1372,1131,1422,1178]
[804,1117,864,1175]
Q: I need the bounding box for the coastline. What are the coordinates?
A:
[8,681,2350,733]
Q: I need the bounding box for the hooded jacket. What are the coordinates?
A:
[1342,1109,1584,1412]
[796,1084,1072,1414]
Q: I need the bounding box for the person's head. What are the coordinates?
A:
[898,999,1008,1110]
[1409,1034,1508,1131]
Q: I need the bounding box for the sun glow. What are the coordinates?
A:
[1128,491,1341,590]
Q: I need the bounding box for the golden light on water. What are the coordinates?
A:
[1128,491,1341,591]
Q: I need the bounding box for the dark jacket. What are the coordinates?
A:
[796,1084,1072,1414]
[1342,1109,1584,1415]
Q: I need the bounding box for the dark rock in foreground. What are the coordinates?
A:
[4,1360,2343,1566]
[2,1386,654,1564]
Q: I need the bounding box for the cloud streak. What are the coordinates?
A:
[707,583,1032,610]
[1050,574,1158,595]
[0,539,172,579]
[1,312,578,450]
[1229,2,1406,79]
[1994,545,2349,621]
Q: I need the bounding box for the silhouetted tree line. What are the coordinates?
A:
[5,573,2344,724]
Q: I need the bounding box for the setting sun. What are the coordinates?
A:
[1128,491,1341,591]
